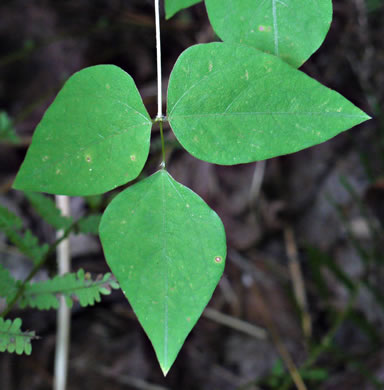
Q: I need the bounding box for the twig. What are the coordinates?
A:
[99,367,170,390]
[284,227,312,339]
[203,307,267,339]
[54,196,71,390]
[248,161,266,207]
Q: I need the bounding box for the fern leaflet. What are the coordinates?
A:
[24,192,73,230]
[0,204,49,264]
[76,214,102,235]
[19,269,119,310]
[0,264,18,302]
[0,111,19,144]
[0,318,36,355]
[0,203,22,230]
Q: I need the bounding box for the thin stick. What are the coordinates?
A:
[249,160,266,207]
[154,0,162,119]
[284,227,312,339]
[203,307,267,339]
[54,195,71,390]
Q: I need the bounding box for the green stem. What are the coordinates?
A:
[0,222,75,318]
[159,119,166,168]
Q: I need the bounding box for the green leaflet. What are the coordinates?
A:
[0,318,36,355]
[165,0,201,19]
[13,65,152,196]
[167,43,371,165]
[0,203,22,231]
[204,0,333,67]
[25,192,73,230]
[99,170,226,375]
[0,264,18,303]
[0,204,49,264]
[19,269,119,310]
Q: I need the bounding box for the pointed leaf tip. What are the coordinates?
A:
[168,42,371,165]
[161,365,170,377]
[99,169,226,373]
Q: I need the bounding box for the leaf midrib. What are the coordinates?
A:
[160,172,169,370]
[170,111,369,119]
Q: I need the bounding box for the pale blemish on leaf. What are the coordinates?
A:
[245,70,249,80]
[209,61,213,72]
[130,154,136,161]
[258,25,271,32]
[56,169,61,175]
[42,156,49,162]
[85,155,92,163]
[106,84,110,90]
[99,170,227,375]
[214,256,223,263]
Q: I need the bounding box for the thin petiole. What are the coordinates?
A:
[154,0,163,119]
[154,0,166,168]
[159,119,166,167]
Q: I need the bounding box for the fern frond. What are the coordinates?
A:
[0,203,22,230]
[19,269,119,310]
[76,214,102,235]
[0,318,36,355]
[24,192,73,230]
[0,264,18,302]
[19,230,49,264]
[0,204,49,264]
[0,111,19,144]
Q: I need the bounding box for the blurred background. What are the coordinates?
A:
[0,0,383,389]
